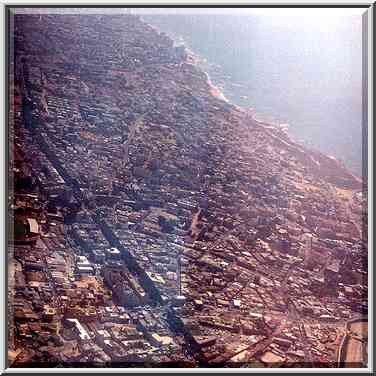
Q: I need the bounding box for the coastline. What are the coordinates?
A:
[141,15,362,185]
[141,18,294,129]
[141,15,363,181]
[10,12,368,368]
[143,17,231,105]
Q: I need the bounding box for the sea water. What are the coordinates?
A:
[140,9,364,177]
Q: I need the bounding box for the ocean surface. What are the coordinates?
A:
[140,10,365,177]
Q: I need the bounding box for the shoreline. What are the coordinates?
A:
[142,20,296,130]
[10,12,368,368]
[141,15,362,181]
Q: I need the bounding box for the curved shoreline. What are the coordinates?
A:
[141,14,363,181]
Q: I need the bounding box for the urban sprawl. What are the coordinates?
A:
[8,13,367,368]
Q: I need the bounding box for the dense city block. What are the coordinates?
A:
[8,13,367,368]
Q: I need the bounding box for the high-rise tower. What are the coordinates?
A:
[177,252,182,296]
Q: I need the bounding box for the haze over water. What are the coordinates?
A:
[140,9,364,177]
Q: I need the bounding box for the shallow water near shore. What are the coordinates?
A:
[141,11,364,177]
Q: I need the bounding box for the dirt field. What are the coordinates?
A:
[349,321,368,338]
[345,338,364,365]
[344,321,368,366]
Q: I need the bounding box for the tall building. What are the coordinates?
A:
[171,251,186,307]
[301,233,314,259]
[177,252,182,296]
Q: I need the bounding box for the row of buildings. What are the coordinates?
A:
[9,12,367,368]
